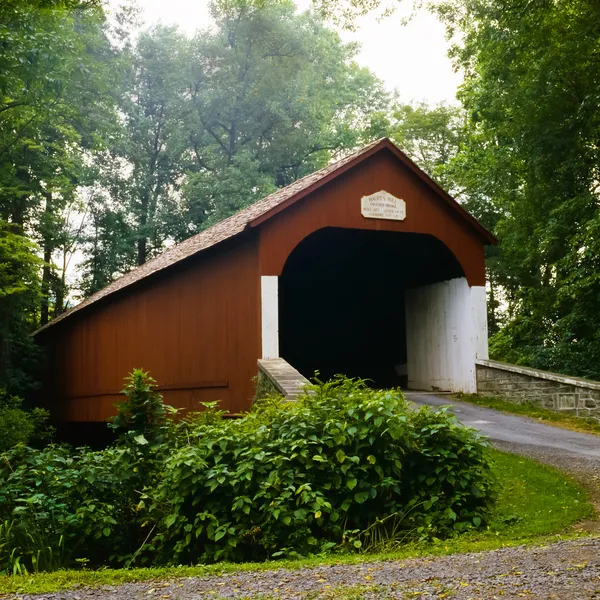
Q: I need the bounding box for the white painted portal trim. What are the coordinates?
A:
[261,276,279,359]
[405,278,488,394]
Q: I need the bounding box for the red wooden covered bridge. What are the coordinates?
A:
[36,138,496,432]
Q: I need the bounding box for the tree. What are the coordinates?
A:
[1,0,120,323]
[0,0,124,391]
[434,0,600,376]
[80,0,390,281]
[179,0,389,231]
[117,25,191,266]
[0,223,42,393]
[387,102,465,194]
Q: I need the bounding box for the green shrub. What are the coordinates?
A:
[0,372,174,573]
[108,369,178,492]
[0,373,496,572]
[0,389,52,452]
[148,377,496,563]
[109,369,177,447]
[0,444,147,573]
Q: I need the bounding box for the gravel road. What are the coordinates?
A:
[10,537,600,599]
[7,397,600,600]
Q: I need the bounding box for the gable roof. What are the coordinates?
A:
[36,138,496,334]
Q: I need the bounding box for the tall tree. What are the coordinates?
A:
[119,25,191,266]
[181,0,389,230]
[0,0,119,388]
[387,102,465,194]
[435,0,600,376]
[80,0,390,283]
[0,222,42,393]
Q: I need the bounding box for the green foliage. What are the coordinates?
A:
[0,372,179,574]
[0,389,52,452]
[0,372,496,573]
[0,448,591,594]
[432,0,600,377]
[0,444,142,573]
[1,0,120,326]
[0,223,42,393]
[109,369,177,447]
[79,0,389,280]
[148,377,495,563]
[387,102,466,195]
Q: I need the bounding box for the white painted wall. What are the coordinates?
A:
[261,276,279,359]
[405,277,488,393]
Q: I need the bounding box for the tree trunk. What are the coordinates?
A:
[137,191,148,266]
[40,244,52,326]
[137,236,147,266]
[39,191,53,326]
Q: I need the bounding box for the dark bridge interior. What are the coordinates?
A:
[279,227,464,387]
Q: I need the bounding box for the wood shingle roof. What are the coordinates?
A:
[36,138,495,334]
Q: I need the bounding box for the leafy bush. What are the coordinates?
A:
[109,369,177,447]
[148,377,496,563]
[0,443,147,573]
[0,371,173,573]
[0,373,496,572]
[0,389,52,452]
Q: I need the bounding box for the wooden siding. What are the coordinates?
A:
[41,232,260,421]
[257,149,486,286]
[39,146,489,424]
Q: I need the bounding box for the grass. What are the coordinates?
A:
[455,392,600,436]
[0,449,594,596]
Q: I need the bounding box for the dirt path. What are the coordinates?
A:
[12,537,600,599]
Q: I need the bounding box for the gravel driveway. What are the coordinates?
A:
[10,537,600,599]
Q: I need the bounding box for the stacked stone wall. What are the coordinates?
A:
[476,360,600,421]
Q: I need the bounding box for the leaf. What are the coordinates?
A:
[346,477,358,490]
[336,449,346,463]
[354,491,369,504]
[134,434,148,446]
[165,514,177,528]
[214,529,226,541]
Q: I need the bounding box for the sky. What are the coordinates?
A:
[115,0,462,104]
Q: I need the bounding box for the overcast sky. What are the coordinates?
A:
[112,0,462,104]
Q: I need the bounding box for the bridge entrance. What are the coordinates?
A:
[278,227,468,389]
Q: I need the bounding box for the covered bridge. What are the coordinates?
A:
[36,138,496,430]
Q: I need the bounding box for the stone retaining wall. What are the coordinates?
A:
[476,359,600,420]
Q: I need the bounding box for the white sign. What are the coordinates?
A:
[361,190,406,221]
